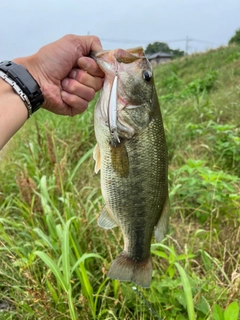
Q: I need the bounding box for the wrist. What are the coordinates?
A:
[0,59,44,117]
[0,78,28,117]
[0,77,28,149]
[13,55,41,86]
[13,55,49,109]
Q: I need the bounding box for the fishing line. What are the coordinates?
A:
[132,286,162,320]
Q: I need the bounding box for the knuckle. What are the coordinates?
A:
[92,35,101,44]
[76,70,87,83]
[65,93,75,105]
[64,92,88,113]
[95,78,103,91]
[87,88,95,101]
[62,78,70,89]
[63,34,74,41]
[62,78,76,93]
[81,100,88,111]
[70,80,78,92]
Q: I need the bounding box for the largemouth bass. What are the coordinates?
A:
[92,47,169,288]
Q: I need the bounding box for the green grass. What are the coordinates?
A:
[0,44,239,319]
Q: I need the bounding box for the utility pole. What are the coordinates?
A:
[185,36,190,56]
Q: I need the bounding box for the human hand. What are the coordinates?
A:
[14,35,104,116]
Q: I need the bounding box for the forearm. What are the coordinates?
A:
[0,78,28,150]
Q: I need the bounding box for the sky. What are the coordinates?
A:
[0,0,239,61]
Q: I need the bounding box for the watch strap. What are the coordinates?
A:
[0,61,44,114]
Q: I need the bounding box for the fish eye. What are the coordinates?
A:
[143,70,152,82]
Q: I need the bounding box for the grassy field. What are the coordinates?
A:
[0,44,239,320]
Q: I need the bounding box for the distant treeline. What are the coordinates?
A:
[146,28,240,59]
[145,42,185,58]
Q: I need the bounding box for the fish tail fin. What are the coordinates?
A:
[107,251,152,288]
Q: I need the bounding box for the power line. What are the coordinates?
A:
[191,38,215,44]
[98,35,217,55]
[99,36,214,45]
[100,37,186,44]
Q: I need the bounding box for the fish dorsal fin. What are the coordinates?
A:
[98,205,118,229]
[93,143,101,174]
[154,196,170,242]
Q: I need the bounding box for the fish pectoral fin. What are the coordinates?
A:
[98,205,118,229]
[154,195,170,242]
[93,143,101,173]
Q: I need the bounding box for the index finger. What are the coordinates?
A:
[77,35,103,54]
[78,57,105,78]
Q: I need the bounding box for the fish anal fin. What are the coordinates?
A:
[93,143,101,174]
[98,205,118,229]
[108,251,152,288]
[154,196,170,242]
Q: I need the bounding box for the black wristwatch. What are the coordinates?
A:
[0,60,44,115]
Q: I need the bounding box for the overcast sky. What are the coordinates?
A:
[0,0,239,61]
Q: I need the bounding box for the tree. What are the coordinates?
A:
[145,42,170,54]
[228,29,240,45]
[145,41,185,58]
